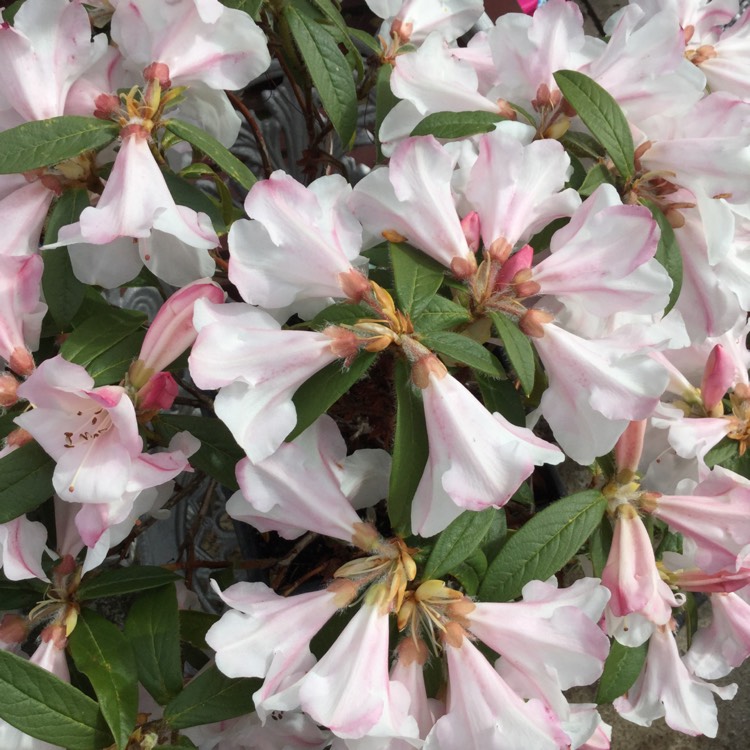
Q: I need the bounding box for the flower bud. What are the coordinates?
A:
[137,371,178,413]
[460,211,481,253]
[701,344,734,414]
[518,308,553,338]
[9,347,34,377]
[143,62,171,89]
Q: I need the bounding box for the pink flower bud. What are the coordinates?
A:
[134,279,224,387]
[143,61,171,88]
[614,420,647,477]
[495,244,533,288]
[701,344,734,414]
[9,347,34,377]
[0,373,19,407]
[93,93,120,120]
[460,211,481,253]
[137,371,178,413]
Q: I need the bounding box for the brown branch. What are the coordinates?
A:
[227,91,274,179]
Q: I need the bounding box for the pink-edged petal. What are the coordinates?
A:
[0,516,49,582]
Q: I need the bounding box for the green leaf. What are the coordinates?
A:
[424,508,497,578]
[179,610,220,651]
[410,111,505,139]
[68,609,138,750]
[640,198,683,315]
[349,27,382,55]
[60,305,147,385]
[420,331,505,379]
[307,0,365,80]
[2,0,27,24]
[284,2,358,147]
[0,578,41,609]
[478,490,607,602]
[165,664,259,730]
[528,217,570,253]
[124,584,183,705]
[560,130,606,160]
[0,441,55,523]
[412,294,472,333]
[488,311,536,395]
[450,560,480,595]
[553,70,635,180]
[157,414,243,490]
[42,189,89,328]
[388,358,427,535]
[375,63,399,161]
[578,162,614,197]
[704,436,739,469]
[287,352,378,441]
[390,242,445,316]
[309,302,373,328]
[220,0,262,19]
[0,649,113,750]
[595,639,648,703]
[474,371,525,427]
[0,116,119,174]
[165,118,257,190]
[77,566,180,601]
[590,517,613,578]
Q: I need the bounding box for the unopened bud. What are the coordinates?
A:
[614,420,646,475]
[137,371,178,413]
[0,373,19,407]
[460,211,481,253]
[0,614,28,648]
[664,207,686,229]
[391,18,413,43]
[518,308,553,338]
[143,62,171,89]
[93,93,120,120]
[397,598,416,632]
[9,347,34,377]
[701,344,734,414]
[533,83,552,111]
[338,269,370,302]
[324,326,361,360]
[411,353,448,389]
[690,45,718,65]
[487,237,512,264]
[683,24,695,44]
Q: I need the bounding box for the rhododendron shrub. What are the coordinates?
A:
[1,0,750,748]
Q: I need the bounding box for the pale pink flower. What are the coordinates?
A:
[685,590,750,680]
[410,356,563,537]
[297,596,420,742]
[0,179,56,257]
[0,254,46,377]
[0,516,49,582]
[15,356,195,512]
[229,415,390,543]
[425,626,570,750]
[614,624,736,737]
[189,300,348,464]
[49,128,218,281]
[111,0,270,91]
[229,173,369,317]
[0,0,107,121]
[601,505,678,645]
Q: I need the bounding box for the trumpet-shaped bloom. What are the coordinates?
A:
[0,516,48,582]
[229,172,369,316]
[229,415,390,543]
[411,361,563,537]
[189,300,346,464]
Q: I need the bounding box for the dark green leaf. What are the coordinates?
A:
[375,63,399,161]
[309,302,373,328]
[390,242,445,316]
[478,490,607,602]
[474,371,525,427]
[124,584,183,705]
[412,294,471,333]
[165,118,257,190]
[553,70,635,180]
[0,117,119,174]
[307,0,364,79]
[528,217,570,253]
[165,664,259,730]
[560,130,606,160]
[284,2,358,147]
[287,352,378,441]
[481,508,508,561]
[0,578,42,610]
[349,27,382,55]
[704,436,739,469]
[60,305,147,385]
[424,508,497,578]
[488,311,535,395]
[589,517,613,578]
[388,358,427,535]
[0,441,55,523]
[0,649,113,750]
[421,331,505,379]
[595,639,648,703]
[220,0,262,19]
[579,162,614,197]
[157,414,243,490]
[683,591,699,649]
[2,0,27,24]
[179,610,220,651]
[77,566,180,601]
[42,189,89,328]
[410,111,505,139]
[640,198,682,315]
[68,609,138,750]
[450,560,480,595]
